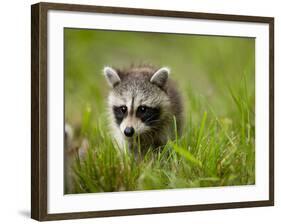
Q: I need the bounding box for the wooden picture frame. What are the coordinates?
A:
[31,2,274,221]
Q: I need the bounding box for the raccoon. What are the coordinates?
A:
[103,65,184,153]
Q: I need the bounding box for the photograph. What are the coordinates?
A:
[1,0,278,223]
[31,2,274,220]
[64,28,255,194]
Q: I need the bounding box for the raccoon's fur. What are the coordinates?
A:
[64,123,89,193]
[103,65,184,153]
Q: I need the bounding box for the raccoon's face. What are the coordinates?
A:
[103,66,171,138]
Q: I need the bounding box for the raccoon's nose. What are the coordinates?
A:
[124,127,135,137]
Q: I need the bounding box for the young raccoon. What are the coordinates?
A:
[103,65,183,153]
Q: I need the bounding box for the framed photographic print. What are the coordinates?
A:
[31,2,274,221]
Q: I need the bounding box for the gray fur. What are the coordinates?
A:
[104,65,184,153]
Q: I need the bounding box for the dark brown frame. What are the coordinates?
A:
[31,2,274,221]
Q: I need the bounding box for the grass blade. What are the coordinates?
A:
[173,145,202,168]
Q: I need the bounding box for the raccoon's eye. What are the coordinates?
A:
[138,106,147,113]
[120,106,127,113]
[136,106,160,125]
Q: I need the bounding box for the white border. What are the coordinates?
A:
[48,10,269,214]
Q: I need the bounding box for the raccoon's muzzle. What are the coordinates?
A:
[124,127,135,137]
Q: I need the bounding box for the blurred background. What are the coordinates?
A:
[64,28,255,138]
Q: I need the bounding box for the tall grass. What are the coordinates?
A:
[71,85,254,193]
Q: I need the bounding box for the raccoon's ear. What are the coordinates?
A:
[103,66,121,88]
[150,67,170,88]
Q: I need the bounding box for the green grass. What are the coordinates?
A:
[64,28,255,194]
[71,86,255,193]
